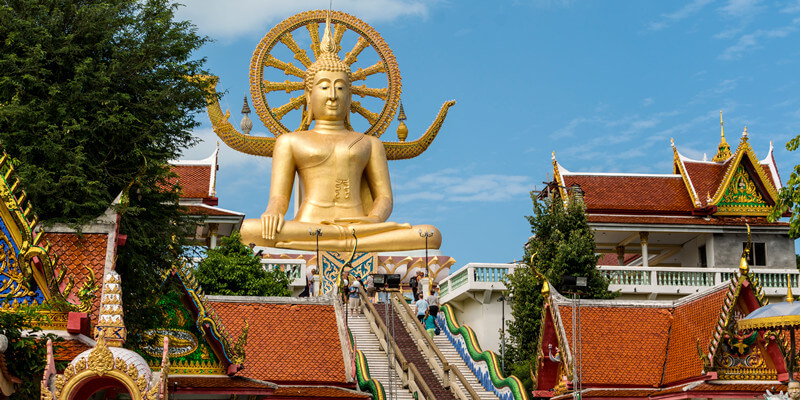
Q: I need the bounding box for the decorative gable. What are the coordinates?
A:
[710,133,779,216]
[137,264,247,376]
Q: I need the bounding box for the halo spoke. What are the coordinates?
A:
[343,37,369,66]
[306,22,321,58]
[264,55,304,79]
[262,80,305,94]
[351,85,388,100]
[273,95,306,120]
[333,22,347,53]
[350,101,379,125]
[351,61,386,82]
[279,32,312,67]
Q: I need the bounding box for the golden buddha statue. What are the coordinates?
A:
[238,15,441,252]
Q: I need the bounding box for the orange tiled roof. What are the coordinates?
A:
[45,232,109,323]
[171,165,211,199]
[587,214,788,227]
[208,301,349,385]
[562,175,695,214]
[682,161,728,206]
[272,386,370,398]
[183,205,243,217]
[556,285,729,387]
[170,376,275,389]
[559,304,672,387]
[662,287,728,383]
[53,340,92,363]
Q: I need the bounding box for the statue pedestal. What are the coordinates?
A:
[256,247,456,296]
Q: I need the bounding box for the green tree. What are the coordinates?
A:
[0,0,211,347]
[771,137,800,237]
[0,303,64,399]
[194,232,291,297]
[504,192,616,389]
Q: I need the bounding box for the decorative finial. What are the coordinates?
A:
[241,96,253,135]
[396,101,408,142]
[320,9,335,54]
[552,151,556,160]
[739,223,751,275]
[786,274,794,303]
[743,126,748,138]
[713,111,732,162]
[670,137,675,147]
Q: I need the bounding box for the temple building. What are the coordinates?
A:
[549,124,795,301]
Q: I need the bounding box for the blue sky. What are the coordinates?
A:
[175,0,800,266]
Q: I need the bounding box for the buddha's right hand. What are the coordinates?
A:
[261,211,285,240]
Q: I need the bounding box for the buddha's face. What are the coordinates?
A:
[789,382,800,400]
[308,70,351,122]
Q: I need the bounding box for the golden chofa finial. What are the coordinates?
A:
[713,110,732,162]
[743,126,748,138]
[396,101,408,142]
[739,223,751,275]
[786,274,794,303]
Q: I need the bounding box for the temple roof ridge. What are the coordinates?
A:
[760,141,782,189]
[673,145,702,207]
[548,280,729,309]
[170,144,219,166]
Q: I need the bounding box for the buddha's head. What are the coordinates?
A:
[789,381,800,400]
[303,13,352,127]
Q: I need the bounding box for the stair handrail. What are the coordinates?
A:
[440,304,529,400]
[348,329,387,400]
[358,287,437,400]
[393,293,481,400]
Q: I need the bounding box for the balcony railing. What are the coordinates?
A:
[262,258,306,286]
[598,265,800,295]
[440,263,800,302]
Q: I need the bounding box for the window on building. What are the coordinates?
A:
[743,242,766,266]
[698,245,707,267]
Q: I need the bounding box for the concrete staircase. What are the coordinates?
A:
[388,299,500,400]
[348,313,416,400]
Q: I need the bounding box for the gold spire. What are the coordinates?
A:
[786,274,794,303]
[320,10,334,54]
[739,224,751,275]
[713,111,732,162]
[396,101,408,142]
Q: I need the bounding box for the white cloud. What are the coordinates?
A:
[719,22,799,60]
[720,0,764,18]
[648,0,714,31]
[783,1,800,13]
[394,170,533,204]
[174,0,432,40]
[642,98,654,107]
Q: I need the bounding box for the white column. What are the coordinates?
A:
[640,232,649,267]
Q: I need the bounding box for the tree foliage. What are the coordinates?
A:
[194,232,291,297]
[504,192,616,388]
[770,137,800,238]
[0,0,211,346]
[0,304,64,399]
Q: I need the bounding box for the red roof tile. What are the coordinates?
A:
[682,161,728,206]
[662,287,728,384]
[171,376,275,390]
[555,285,729,388]
[562,175,694,214]
[558,304,672,387]
[53,340,92,363]
[272,386,370,398]
[183,205,243,217]
[208,301,349,385]
[170,165,211,199]
[45,232,109,324]
[587,214,788,227]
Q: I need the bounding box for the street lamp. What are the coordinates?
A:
[497,293,512,372]
[419,229,434,295]
[309,228,322,296]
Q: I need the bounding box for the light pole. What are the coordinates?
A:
[309,228,322,296]
[419,229,434,295]
[497,293,511,373]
